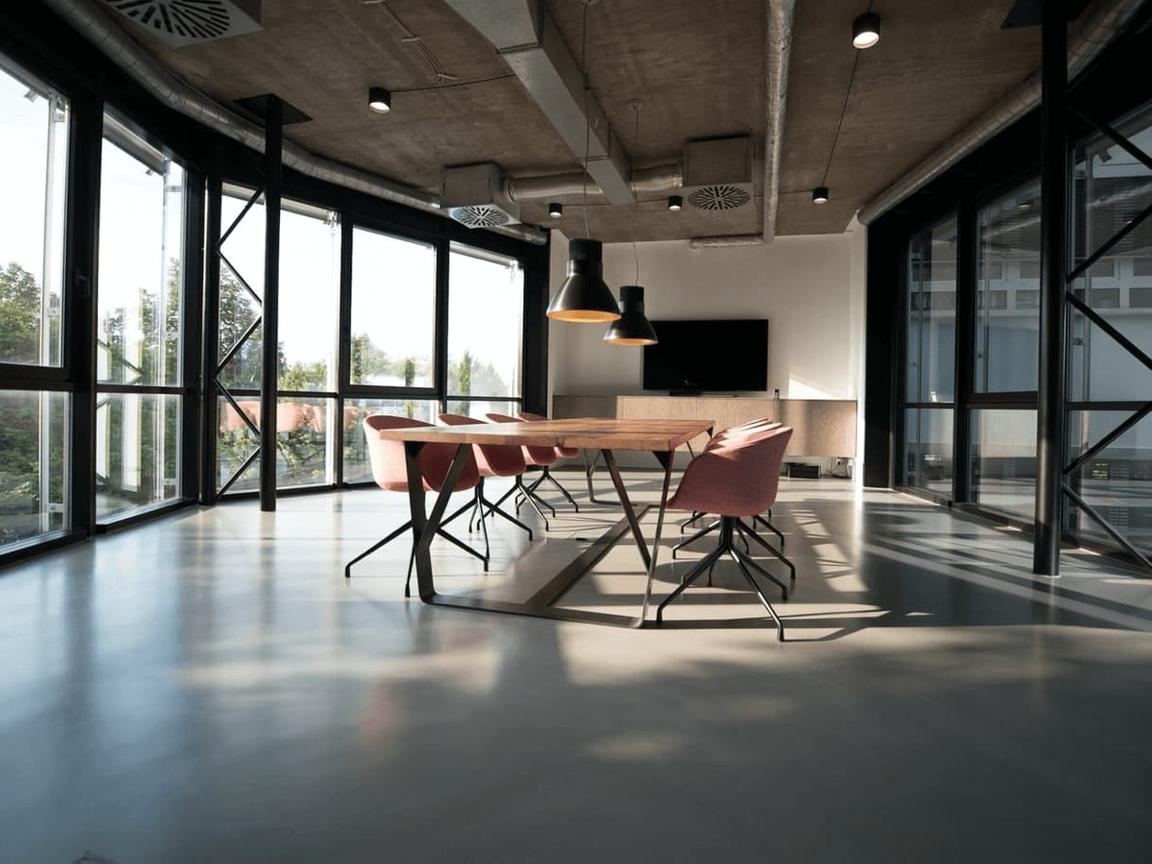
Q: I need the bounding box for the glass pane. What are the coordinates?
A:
[1067,410,1152,556]
[905,215,957,403]
[218,189,265,391]
[1069,103,1152,403]
[975,178,1041,393]
[902,408,953,495]
[217,395,260,495]
[447,244,524,400]
[279,207,339,392]
[971,409,1037,520]
[96,392,180,520]
[275,397,333,489]
[343,398,439,484]
[444,399,521,420]
[0,60,68,367]
[349,227,436,387]
[0,390,68,549]
[97,120,185,386]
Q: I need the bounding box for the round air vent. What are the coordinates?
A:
[103,0,235,40]
[449,205,514,228]
[687,185,752,211]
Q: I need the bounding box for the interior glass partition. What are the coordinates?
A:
[0,55,71,552]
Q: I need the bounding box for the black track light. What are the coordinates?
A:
[668,195,683,212]
[368,87,391,113]
[548,202,563,218]
[852,12,880,49]
[812,186,829,204]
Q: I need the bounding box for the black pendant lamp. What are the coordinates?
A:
[547,238,621,323]
[604,285,657,346]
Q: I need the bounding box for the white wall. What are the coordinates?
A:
[547,228,866,402]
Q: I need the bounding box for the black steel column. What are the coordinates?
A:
[201,177,222,505]
[260,97,283,512]
[1033,2,1068,575]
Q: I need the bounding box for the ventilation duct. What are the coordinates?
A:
[858,0,1147,225]
[100,0,262,47]
[682,136,754,211]
[42,0,547,245]
[442,163,521,228]
[504,164,683,202]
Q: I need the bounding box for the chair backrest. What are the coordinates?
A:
[707,417,780,450]
[438,413,525,477]
[363,415,479,493]
[670,425,793,517]
[517,411,579,458]
[485,412,558,466]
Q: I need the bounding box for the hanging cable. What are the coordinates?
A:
[581,0,593,239]
[631,100,641,282]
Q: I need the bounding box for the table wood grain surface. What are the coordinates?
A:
[370,418,715,453]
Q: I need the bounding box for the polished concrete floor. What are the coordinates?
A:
[2,474,1151,862]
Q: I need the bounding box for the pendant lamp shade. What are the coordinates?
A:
[604,285,658,346]
[547,238,621,323]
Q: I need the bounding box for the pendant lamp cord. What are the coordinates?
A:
[631,101,641,283]
[581,1,592,240]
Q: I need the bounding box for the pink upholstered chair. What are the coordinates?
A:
[656,424,795,640]
[345,415,487,596]
[516,411,580,511]
[483,412,559,529]
[438,413,535,544]
[677,418,787,550]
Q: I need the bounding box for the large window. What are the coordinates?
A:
[214,187,341,493]
[348,227,436,389]
[446,242,524,417]
[901,215,957,493]
[975,179,1042,393]
[0,56,71,553]
[95,114,186,520]
[1067,103,1152,555]
[971,409,1037,520]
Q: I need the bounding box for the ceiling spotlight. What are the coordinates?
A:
[548,202,563,218]
[812,186,829,204]
[852,12,880,49]
[368,86,391,113]
[668,195,683,212]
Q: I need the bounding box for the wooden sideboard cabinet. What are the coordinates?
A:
[551,394,856,458]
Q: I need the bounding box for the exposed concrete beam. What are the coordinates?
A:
[443,0,635,205]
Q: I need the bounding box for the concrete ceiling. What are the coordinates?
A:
[106,0,1046,241]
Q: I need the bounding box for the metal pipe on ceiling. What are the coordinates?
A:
[687,0,794,250]
[41,0,548,245]
[762,0,796,244]
[505,164,683,201]
[689,234,767,248]
[857,0,1147,226]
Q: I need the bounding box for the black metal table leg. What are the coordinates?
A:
[635,451,675,628]
[602,450,651,569]
[404,441,471,602]
[583,449,608,504]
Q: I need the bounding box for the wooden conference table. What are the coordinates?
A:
[373,417,714,628]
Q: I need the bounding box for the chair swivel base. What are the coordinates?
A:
[344,518,489,597]
[656,518,789,641]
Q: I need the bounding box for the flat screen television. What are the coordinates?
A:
[642,319,769,392]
